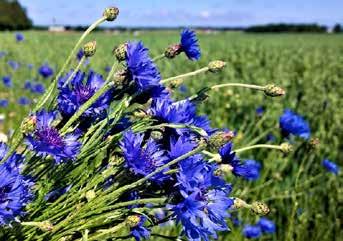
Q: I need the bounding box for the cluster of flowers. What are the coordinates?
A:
[0,6,339,241]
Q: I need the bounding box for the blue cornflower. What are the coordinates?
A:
[25,110,81,163]
[0,143,33,226]
[57,70,112,118]
[149,97,213,137]
[243,225,262,239]
[257,217,276,234]
[2,76,12,88]
[0,51,6,58]
[169,138,233,241]
[0,99,8,108]
[15,33,24,42]
[7,60,20,70]
[130,216,150,241]
[31,83,45,94]
[322,159,339,175]
[266,133,276,142]
[18,97,31,106]
[104,65,111,73]
[27,64,34,70]
[279,109,311,139]
[256,106,264,117]
[76,49,84,61]
[126,41,162,93]
[38,64,54,78]
[219,144,261,181]
[120,130,169,183]
[180,28,201,61]
[24,80,32,90]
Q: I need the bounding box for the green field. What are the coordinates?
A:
[0,31,342,240]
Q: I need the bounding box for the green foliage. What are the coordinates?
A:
[0,0,32,30]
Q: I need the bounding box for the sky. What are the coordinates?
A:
[19,0,343,27]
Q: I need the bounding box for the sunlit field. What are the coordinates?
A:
[0,30,342,240]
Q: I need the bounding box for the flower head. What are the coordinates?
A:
[18,97,31,106]
[2,76,12,88]
[279,109,311,139]
[38,64,54,78]
[257,217,276,234]
[32,83,45,94]
[256,106,264,117]
[7,61,20,71]
[129,215,150,241]
[120,130,169,183]
[180,28,201,61]
[25,110,81,163]
[242,225,262,239]
[15,33,24,42]
[0,99,8,108]
[24,80,32,90]
[0,143,33,226]
[322,159,339,175]
[57,70,112,119]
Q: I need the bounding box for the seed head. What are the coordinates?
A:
[164,44,182,59]
[83,41,97,57]
[103,7,119,21]
[208,60,226,73]
[251,201,270,216]
[264,84,285,97]
[20,116,37,134]
[113,43,127,62]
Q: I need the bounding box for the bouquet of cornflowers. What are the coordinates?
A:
[1,6,323,241]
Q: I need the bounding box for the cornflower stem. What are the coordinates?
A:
[62,56,86,87]
[235,144,283,154]
[211,83,265,91]
[2,17,106,163]
[60,61,120,133]
[152,54,165,62]
[161,67,209,84]
[137,123,208,137]
[33,16,106,112]
[87,221,128,241]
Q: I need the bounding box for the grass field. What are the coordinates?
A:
[0,31,342,240]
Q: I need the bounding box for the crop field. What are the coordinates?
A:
[0,30,342,240]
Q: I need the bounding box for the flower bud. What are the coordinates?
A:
[151,131,163,141]
[113,43,127,62]
[251,201,270,216]
[103,7,119,21]
[164,44,182,59]
[85,190,96,202]
[308,137,320,150]
[217,164,234,175]
[112,69,129,86]
[207,131,235,152]
[280,142,293,154]
[20,116,37,134]
[83,41,97,57]
[264,84,285,97]
[208,60,226,73]
[233,198,249,209]
[126,215,141,228]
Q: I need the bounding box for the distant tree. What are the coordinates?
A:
[0,0,32,30]
[245,23,327,33]
[333,24,342,33]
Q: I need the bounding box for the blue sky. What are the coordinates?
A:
[20,0,343,27]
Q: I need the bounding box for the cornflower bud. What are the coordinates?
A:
[83,41,97,57]
[264,84,285,97]
[280,142,293,154]
[113,43,127,62]
[103,7,119,21]
[151,131,164,140]
[208,60,226,73]
[85,190,96,202]
[308,137,320,150]
[233,198,249,209]
[20,116,37,134]
[251,201,270,216]
[112,69,129,86]
[126,215,141,228]
[207,131,235,152]
[164,44,182,59]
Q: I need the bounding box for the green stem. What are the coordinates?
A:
[62,56,86,87]
[235,144,283,154]
[87,221,127,241]
[211,83,265,91]
[152,54,165,62]
[161,67,209,84]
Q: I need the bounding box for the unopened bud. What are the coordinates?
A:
[308,137,320,150]
[218,164,234,174]
[112,69,129,86]
[83,41,97,57]
[151,131,163,141]
[113,43,127,61]
[207,131,235,152]
[280,142,293,154]
[208,60,226,73]
[264,84,285,97]
[103,7,119,21]
[126,215,141,228]
[85,190,96,202]
[164,44,182,59]
[20,116,37,134]
[251,201,270,216]
[233,198,249,209]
